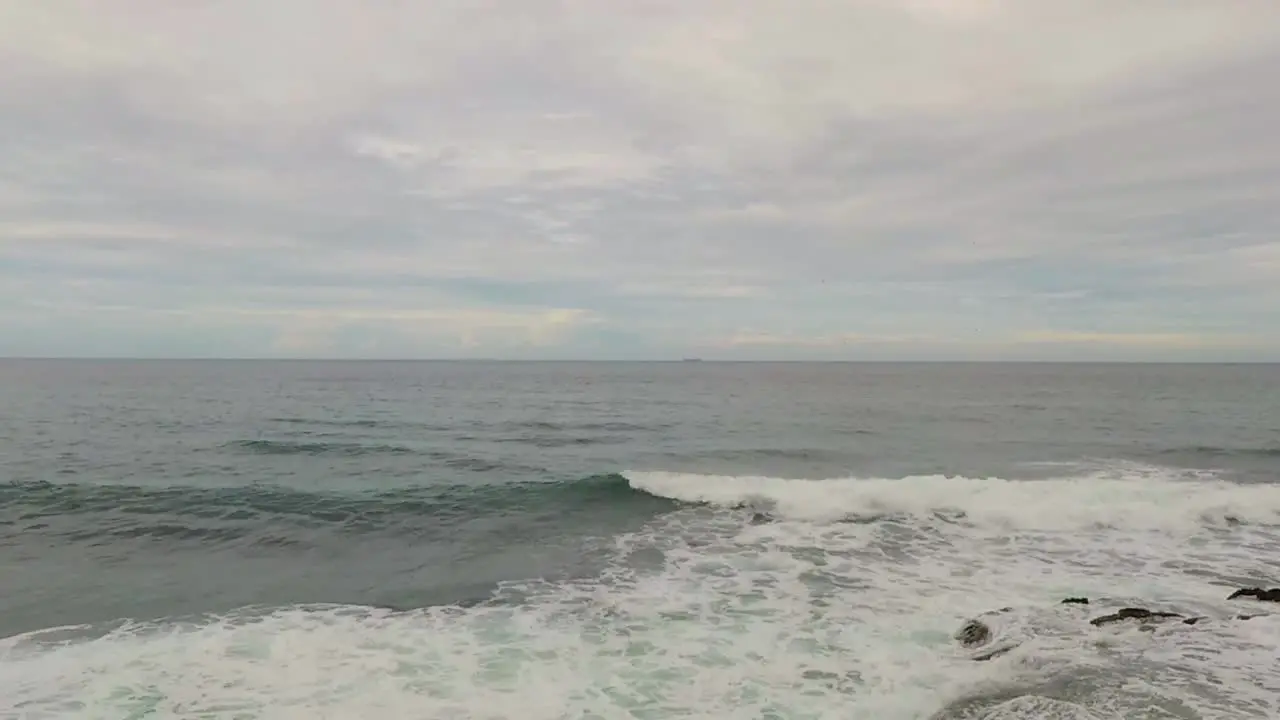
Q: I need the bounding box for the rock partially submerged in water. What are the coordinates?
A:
[956,617,994,648]
[955,587,1277,661]
[1087,607,1200,628]
[953,606,1026,661]
[1227,586,1280,602]
[1225,586,1280,620]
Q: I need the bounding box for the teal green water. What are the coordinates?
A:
[2,361,1279,719]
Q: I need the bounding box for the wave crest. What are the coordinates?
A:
[0,474,673,547]
[622,467,1280,531]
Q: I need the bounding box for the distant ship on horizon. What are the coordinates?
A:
[681,357,703,362]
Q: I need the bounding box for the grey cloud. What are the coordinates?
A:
[2,1,1279,358]
[697,45,1280,284]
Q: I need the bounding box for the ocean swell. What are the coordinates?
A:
[622,466,1280,531]
[0,474,674,548]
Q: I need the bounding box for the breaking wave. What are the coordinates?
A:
[623,466,1280,530]
[6,462,1280,718]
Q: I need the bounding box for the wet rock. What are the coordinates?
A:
[956,587,1276,662]
[956,619,992,648]
[1227,587,1280,602]
[953,607,1022,661]
[1089,607,1184,627]
[749,512,772,525]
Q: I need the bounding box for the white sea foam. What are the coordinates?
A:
[4,463,1280,719]
[624,467,1280,530]
[972,696,1103,720]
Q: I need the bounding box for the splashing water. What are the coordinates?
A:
[5,463,1280,719]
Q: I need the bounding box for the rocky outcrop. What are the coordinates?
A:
[956,618,993,648]
[955,586,1277,660]
[1087,607,1201,628]
[1227,587,1280,602]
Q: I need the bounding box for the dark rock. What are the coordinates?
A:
[1089,607,1184,627]
[749,512,772,525]
[954,607,1021,661]
[955,589,1273,663]
[1227,587,1280,602]
[955,619,991,648]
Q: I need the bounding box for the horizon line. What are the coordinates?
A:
[1,357,1277,365]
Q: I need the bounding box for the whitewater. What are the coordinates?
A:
[3,360,1279,719]
[5,464,1280,719]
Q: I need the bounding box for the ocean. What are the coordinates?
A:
[2,360,1279,719]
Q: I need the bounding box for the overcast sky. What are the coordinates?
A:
[2,1,1279,360]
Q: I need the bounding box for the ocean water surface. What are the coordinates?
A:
[2,360,1279,719]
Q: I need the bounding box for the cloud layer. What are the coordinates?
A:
[2,0,1279,359]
